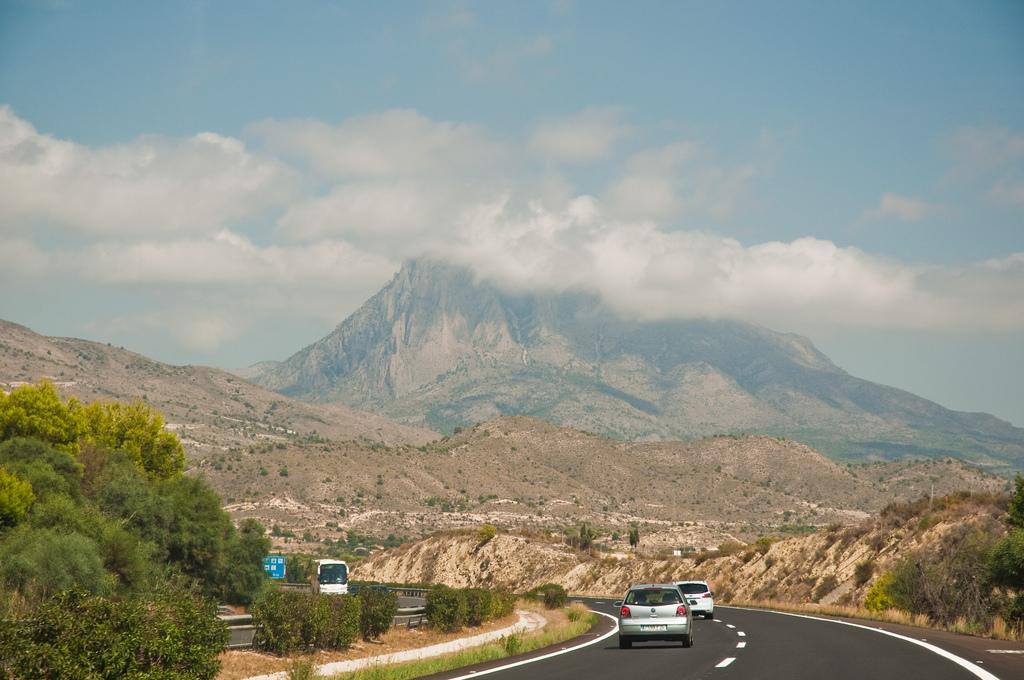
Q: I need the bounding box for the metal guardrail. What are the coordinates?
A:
[391,587,431,598]
[219,614,258,649]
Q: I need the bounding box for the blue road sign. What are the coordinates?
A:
[262,555,286,579]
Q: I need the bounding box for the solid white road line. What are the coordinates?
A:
[716,657,736,668]
[443,610,620,680]
[736,641,747,648]
[723,606,999,680]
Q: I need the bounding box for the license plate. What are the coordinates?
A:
[641,624,668,632]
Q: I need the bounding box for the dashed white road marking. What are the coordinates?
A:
[736,641,747,649]
[716,657,736,668]
[737,631,746,636]
[714,619,723,623]
[726,624,736,629]
[988,649,1024,654]
[723,606,999,680]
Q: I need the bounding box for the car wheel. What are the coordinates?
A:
[705,611,714,619]
[682,632,693,648]
[619,636,632,649]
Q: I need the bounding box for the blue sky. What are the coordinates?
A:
[1,1,1022,423]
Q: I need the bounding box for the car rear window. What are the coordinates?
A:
[678,583,709,594]
[625,589,681,605]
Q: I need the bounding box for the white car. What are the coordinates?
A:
[675,580,714,619]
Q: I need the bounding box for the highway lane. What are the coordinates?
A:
[425,599,1007,680]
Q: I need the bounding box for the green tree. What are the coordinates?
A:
[77,399,185,480]
[219,518,271,605]
[1007,473,1024,530]
[578,522,597,552]
[628,526,640,549]
[0,382,81,454]
[0,466,35,529]
[0,437,83,502]
[990,530,1024,589]
[0,527,114,599]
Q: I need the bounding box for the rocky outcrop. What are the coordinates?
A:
[254,260,1024,470]
[355,495,1007,605]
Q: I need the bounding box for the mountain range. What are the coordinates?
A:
[253,259,1024,471]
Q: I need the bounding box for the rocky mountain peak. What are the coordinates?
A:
[254,258,1024,470]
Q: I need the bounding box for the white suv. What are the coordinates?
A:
[675,580,714,619]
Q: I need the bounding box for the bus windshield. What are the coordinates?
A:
[318,563,348,585]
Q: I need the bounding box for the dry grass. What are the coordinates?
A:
[730,599,1023,642]
[217,611,521,680]
[328,603,596,680]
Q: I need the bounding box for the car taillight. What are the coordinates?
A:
[676,605,687,617]
[620,606,631,618]
[703,592,712,597]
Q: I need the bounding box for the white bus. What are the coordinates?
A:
[315,559,349,595]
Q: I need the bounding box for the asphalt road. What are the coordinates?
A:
[425,599,1019,680]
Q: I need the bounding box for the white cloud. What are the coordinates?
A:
[529,108,630,163]
[74,230,396,287]
[277,180,459,243]
[438,196,1024,333]
[3,107,1023,360]
[0,106,297,236]
[604,142,758,221]
[865,193,940,221]
[249,110,507,179]
[102,310,244,354]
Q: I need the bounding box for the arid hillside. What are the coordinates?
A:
[356,493,1008,607]
[0,319,437,450]
[215,417,1004,551]
[0,319,1006,549]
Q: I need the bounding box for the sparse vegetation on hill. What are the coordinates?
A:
[357,489,1024,639]
[207,416,1006,555]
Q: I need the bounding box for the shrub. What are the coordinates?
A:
[864,572,898,612]
[477,524,497,547]
[885,525,998,626]
[251,589,306,655]
[490,589,516,619]
[501,633,522,656]
[464,588,494,627]
[324,595,361,650]
[425,586,467,633]
[854,559,875,587]
[567,603,586,622]
[0,589,227,679]
[528,582,567,609]
[359,588,398,640]
[812,575,837,602]
[252,590,361,654]
[287,658,322,680]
